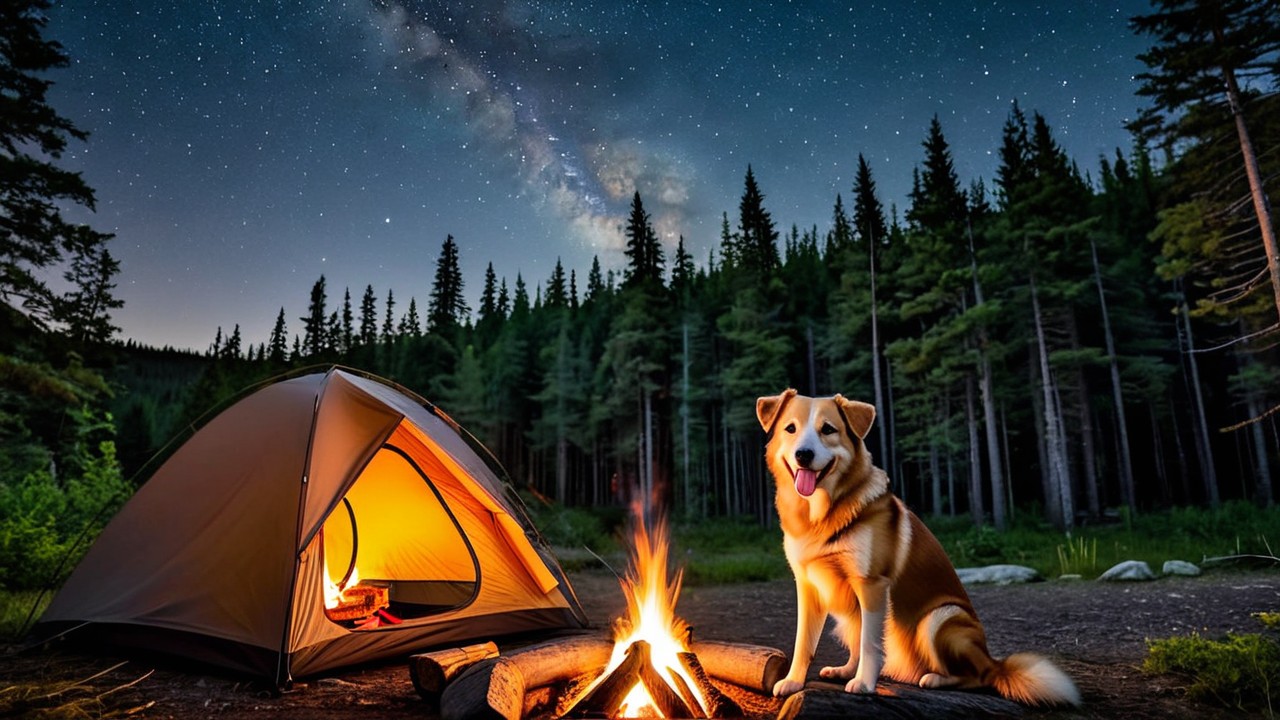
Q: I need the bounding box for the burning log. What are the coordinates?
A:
[676,651,740,718]
[410,642,500,704]
[688,640,786,693]
[777,683,1025,720]
[323,584,388,622]
[563,640,663,717]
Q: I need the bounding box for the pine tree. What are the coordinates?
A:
[671,235,695,299]
[381,289,396,344]
[737,166,779,277]
[359,285,377,347]
[623,192,664,288]
[400,297,422,337]
[0,0,116,323]
[54,232,122,345]
[428,234,468,333]
[545,258,569,308]
[301,275,328,357]
[224,324,242,359]
[585,257,605,302]
[268,307,288,364]
[1132,0,1280,321]
[480,263,498,320]
[340,288,354,355]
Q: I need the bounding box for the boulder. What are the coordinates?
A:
[955,564,1041,585]
[1098,560,1156,581]
[1162,560,1202,577]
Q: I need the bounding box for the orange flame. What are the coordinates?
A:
[587,503,709,717]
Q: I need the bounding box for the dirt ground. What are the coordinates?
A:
[3,568,1278,719]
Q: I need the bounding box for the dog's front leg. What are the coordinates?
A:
[845,576,888,694]
[773,579,824,697]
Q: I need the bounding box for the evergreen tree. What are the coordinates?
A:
[400,297,422,338]
[359,285,378,346]
[268,307,288,364]
[545,258,569,308]
[737,166,780,277]
[480,263,498,320]
[428,234,468,333]
[340,288,354,354]
[1132,0,1280,321]
[301,275,328,357]
[54,233,122,345]
[0,0,116,323]
[224,324,242,360]
[671,235,695,299]
[623,192,664,288]
[381,289,396,344]
[585,256,605,302]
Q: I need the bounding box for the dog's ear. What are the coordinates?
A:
[756,389,798,432]
[834,394,876,439]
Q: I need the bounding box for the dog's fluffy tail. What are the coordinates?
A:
[987,653,1081,706]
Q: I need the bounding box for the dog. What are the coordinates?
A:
[757,389,1080,705]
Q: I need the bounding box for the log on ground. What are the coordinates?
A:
[502,634,613,689]
[688,640,786,693]
[410,641,500,702]
[777,682,1025,720]
[439,657,526,720]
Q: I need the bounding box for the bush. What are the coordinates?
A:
[1145,615,1280,716]
[0,440,129,592]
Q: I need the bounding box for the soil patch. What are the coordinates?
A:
[3,569,1277,719]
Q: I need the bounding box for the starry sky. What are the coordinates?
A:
[46,0,1154,352]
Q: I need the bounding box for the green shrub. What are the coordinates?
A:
[1145,617,1280,716]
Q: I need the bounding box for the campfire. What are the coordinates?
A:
[559,506,730,718]
[411,502,788,720]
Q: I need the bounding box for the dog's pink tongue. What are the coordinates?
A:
[795,468,818,497]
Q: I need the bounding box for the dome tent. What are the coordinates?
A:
[35,367,587,683]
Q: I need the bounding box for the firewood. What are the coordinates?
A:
[439,657,526,720]
[562,639,650,717]
[664,660,707,719]
[777,683,1025,720]
[677,651,741,718]
[635,650,696,719]
[688,640,786,693]
[501,634,613,688]
[410,641,500,702]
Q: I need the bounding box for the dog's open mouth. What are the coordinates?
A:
[785,459,835,497]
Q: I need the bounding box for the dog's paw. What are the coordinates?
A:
[844,674,877,694]
[819,664,855,680]
[772,678,805,697]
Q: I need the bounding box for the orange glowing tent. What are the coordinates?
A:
[34,367,586,683]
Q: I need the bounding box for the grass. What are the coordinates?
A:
[1144,614,1280,717]
[530,500,1280,584]
[1,590,49,642]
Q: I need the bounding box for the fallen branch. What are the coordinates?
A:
[410,642,500,703]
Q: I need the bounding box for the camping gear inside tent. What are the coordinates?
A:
[34,367,587,683]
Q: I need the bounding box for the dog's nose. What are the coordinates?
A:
[795,448,815,468]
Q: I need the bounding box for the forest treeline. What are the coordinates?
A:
[3,0,1278,594]
[144,90,1276,531]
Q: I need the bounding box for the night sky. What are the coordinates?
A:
[46,1,1153,352]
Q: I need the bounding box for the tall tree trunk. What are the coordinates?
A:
[870,236,889,469]
[967,220,1006,528]
[1031,274,1074,530]
[929,422,943,519]
[1030,345,1059,527]
[1091,236,1137,515]
[681,322,691,513]
[1216,40,1280,323]
[1177,290,1220,507]
[885,359,900,495]
[966,374,983,525]
[1247,392,1274,508]
[1070,315,1100,519]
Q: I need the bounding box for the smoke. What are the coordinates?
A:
[365,0,692,255]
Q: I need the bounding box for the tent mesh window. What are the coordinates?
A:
[321,445,479,628]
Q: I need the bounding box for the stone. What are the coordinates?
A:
[955,564,1041,585]
[1098,560,1156,581]
[1162,560,1202,576]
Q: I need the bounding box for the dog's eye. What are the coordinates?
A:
[820,422,838,436]
[784,423,796,434]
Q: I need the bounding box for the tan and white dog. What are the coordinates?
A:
[757,389,1080,705]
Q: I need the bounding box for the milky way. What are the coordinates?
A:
[46,0,1152,350]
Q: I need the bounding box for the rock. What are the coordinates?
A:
[1162,560,1201,576]
[1098,560,1156,581]
[955,565,1041,585]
